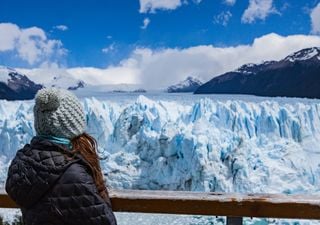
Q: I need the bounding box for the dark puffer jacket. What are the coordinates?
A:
[5,137,117,225]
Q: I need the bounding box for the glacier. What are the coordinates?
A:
[1,94,320,224]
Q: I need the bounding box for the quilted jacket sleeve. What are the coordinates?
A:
[48,162,117,225]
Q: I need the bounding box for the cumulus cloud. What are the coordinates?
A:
[130,33,320,88]
[213,11,232,26]
[0,23,20,51]
[139,0,183,13]
[68,65,139,85]
[0,23,66,65]
[141,18,151,29]
[241,0,277,23]
[21,61,139,86]
[54,25,68,31]
[223,0,236,6]
[139,0,201,13]
[20,33,320,90]
[311,3,320,35]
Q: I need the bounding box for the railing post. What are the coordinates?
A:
[226,217,243,225]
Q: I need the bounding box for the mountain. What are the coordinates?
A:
[67,81,85,91]
[48,74,86,90]
[0,66,89,100]
[0,66,43,100]
[195,47,320,98]
[167,76,203,93]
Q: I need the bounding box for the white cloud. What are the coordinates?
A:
[241,0,277,23]
[20,33,320,90]
[102,43,116,54]
[107,35,113,39]
[213,11,232,26]
[223,0,236,6]
[139,0,183,13]
[54,25,68,31]
[0,23,20,51]
[311,3,320,35]
[68,66,139,85]
[21,62,139,86]
[0,23,66,65]
[138,0,201,13]
[141,18,151,29]
[130,33,320,88]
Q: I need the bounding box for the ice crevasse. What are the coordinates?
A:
[1,95,320,195]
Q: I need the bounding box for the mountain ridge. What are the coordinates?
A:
[0,66,87,100]
[0,66,43,100]
[167,76,203,93]
[195,47,320,98]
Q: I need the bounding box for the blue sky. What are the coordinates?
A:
[0,0,320,87]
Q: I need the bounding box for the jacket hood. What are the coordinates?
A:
[5,136,80,208]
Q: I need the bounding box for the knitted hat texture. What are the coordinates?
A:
[33,88,86,139]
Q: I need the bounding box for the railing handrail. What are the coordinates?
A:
[1,190,320,220]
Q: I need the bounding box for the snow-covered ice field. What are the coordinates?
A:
[1,93,320,224]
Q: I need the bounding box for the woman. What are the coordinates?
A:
[5,88,117,225]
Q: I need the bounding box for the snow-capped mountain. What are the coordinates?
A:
[0,66,89,100]
[283,47,320,63]
[234,61,276,74]
[0,66,43,100]
[18,68,148,95]
[167,76,203,93]
[195,47,320,98]
[49,74,86,90]
[17,68,87,91]
[67,81,85,91]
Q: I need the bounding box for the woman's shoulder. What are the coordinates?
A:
[14,137,76,170]
[59,157,94,184]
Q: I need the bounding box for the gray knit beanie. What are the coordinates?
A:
[33,88,86,139]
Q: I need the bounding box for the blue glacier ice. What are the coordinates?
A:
[1,94,320,224]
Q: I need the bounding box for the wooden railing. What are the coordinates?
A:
[1,190,320,225]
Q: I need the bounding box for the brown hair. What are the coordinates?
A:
[70,133,111,205]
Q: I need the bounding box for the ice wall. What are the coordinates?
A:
[1,96,320,195]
